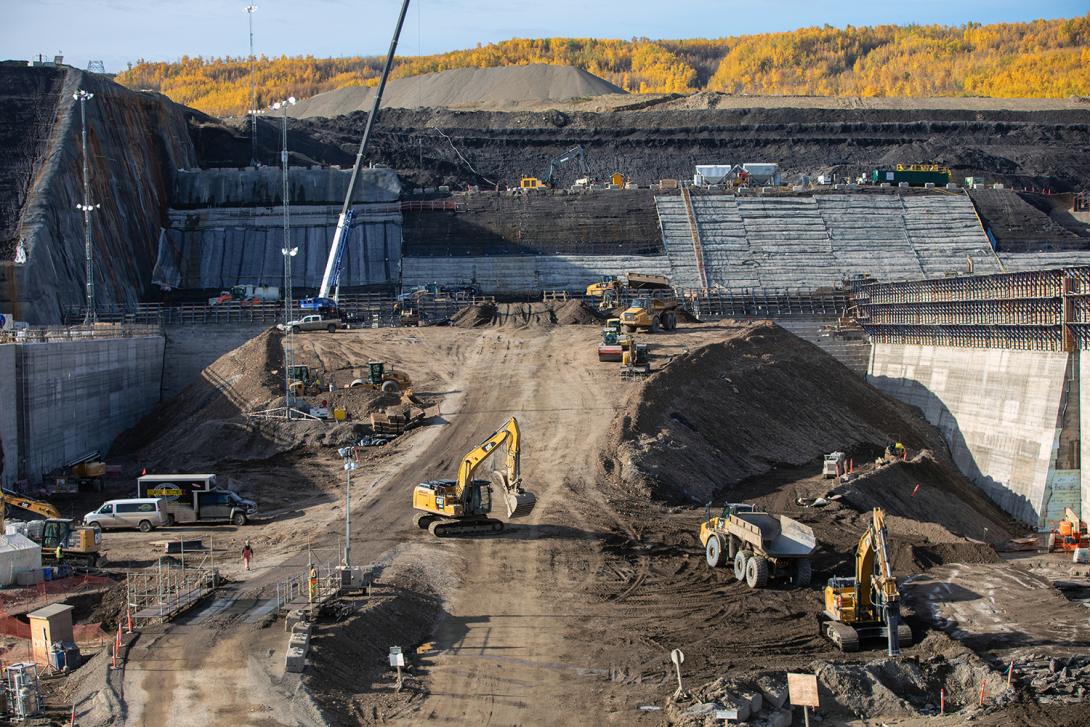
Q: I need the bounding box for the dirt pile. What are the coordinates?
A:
[288,64,625,118]
[608,321,946,504]
[550,299,602,325]
[113,328,283,457]
[451,300,602,328]
[450,301,497,327]
[836,450,1019,544]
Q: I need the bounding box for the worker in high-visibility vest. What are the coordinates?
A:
[308,565,318,603]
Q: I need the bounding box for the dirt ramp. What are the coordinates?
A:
[609,321,943,504]
[450,302,497,327]
[551,299,603,325]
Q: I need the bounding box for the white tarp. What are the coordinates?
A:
[0,534,42,586]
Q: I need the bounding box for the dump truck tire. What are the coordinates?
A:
[746,555,769,588]
[793,558,812,587]
[665,311,677,330]
[705,535,724,568]
[382,380,400,393]
[733,550,749,581]
[650,316,661,332]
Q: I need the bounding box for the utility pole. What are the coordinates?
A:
[274,97,297,418]
[73,89,99,325]
[245,4,258,165]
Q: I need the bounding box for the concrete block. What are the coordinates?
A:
[757,675,788,708]
[289,631,310,651]
[285,609,306,632]
[15,568,44,586]
[741,691,763,713]
[284,645,306,673]
[291,621,312,636]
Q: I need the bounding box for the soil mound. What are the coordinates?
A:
[289,64,625,118]
[113,328,284,455]
[837,450,1018,544]
[451,300,602,328]
[450,302,497,327]
[550,299,602,325]
[609,322,944,505]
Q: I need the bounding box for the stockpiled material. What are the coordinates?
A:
[451,301,601,328]
[610,322,944,504]
[288,65,625,118]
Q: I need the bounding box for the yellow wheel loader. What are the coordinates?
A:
[821,507,913,654]
[411,417,536,537]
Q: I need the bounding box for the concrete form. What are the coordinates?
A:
[401,254,672,294]
[859,267,1090,527]
[1,333,163,485]
[869,344,1071,526]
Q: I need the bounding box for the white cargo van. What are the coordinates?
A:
[85,498,166,532]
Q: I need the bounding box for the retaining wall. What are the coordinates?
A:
[4,335,164,485]
[0,345,16,486]
[401,254,672,294]
[868,343,1071,526]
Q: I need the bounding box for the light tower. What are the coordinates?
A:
[273,97,298,417]
[73,89,100,324]
[245,4,258,165]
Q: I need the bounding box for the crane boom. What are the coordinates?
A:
[311,0,411,305]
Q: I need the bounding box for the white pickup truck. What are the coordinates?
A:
[277,314,345,333]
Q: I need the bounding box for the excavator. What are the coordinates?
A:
[822,507,913,655]
[411,417,536,537]
[1,490,101,567]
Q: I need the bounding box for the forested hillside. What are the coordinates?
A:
[117,14,1090,117]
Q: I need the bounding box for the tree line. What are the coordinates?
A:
[116,14,1090,117]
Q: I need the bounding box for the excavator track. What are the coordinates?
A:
[428,517,505,538]
[824,621,860,652]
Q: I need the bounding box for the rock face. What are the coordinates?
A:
[1,65,196,323]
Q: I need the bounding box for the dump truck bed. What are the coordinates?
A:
[730,512,816,558]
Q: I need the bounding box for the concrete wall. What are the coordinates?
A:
[9,335,163,485]
[401,254,673,294]
[0,344,16,486]
[868,343,1070,526]
[162,325,269,399]
[777,319,870,377]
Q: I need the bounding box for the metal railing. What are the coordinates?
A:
[126,552,218,626]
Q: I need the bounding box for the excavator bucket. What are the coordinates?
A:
[493,472,536,518]
[504,487,536,518]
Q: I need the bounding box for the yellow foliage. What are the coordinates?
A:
[116,14,1090,117]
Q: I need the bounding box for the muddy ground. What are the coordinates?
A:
[50,320,1090,726]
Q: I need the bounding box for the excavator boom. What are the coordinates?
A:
[2,489,61,519]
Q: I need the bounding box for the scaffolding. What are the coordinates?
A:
[273,558,343,613]
[852,266,1090,351]
[126,552,218,626]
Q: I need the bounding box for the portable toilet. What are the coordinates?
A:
[28,603,74,667]
[610,172,625,187]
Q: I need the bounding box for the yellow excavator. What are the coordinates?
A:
[411,417,536,537]
[822,507,913,655]
[1,490,101,567]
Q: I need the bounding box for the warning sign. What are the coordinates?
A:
[788,672,820,708]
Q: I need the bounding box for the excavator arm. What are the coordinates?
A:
[855,508,902,655]
[2,489,61,519]
[454,417,534,517]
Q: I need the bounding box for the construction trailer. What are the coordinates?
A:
[871,164,951,187]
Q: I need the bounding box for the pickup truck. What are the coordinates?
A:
[277,314,345,333]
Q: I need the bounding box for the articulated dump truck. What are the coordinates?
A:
[699,503,817,589]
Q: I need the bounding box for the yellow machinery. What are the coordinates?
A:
[520,177,546,190]
[822,508,912,654]
[620,295,680,332]
[699,503,816,589]
[347,362,413,394]
[31,519,101,568]
[1049,507,1087,553]
[1,489,61,520]
[412,417,536,537]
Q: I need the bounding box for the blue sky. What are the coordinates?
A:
[3,0,1086,72]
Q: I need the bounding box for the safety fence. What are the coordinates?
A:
[273,559,343,613]
[126,553,218,627]
[852,266,1090,351]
